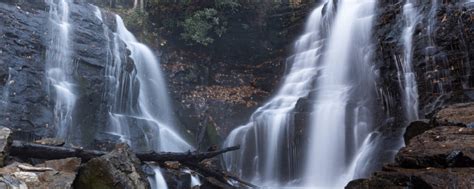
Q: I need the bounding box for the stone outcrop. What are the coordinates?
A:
[433,102,474,127]
[346,103,474,189]
[74,144,151,189]
[346,126,474,189]
[397,126,474,168]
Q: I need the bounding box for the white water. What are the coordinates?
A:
[224,0,379,187]
[97,11,193,188]
[148,166,169,189]
[133,0,144,11]
[223,2,331,186]
[45,0,77,140]
[0,68,13,112]
[115,15,192,151]
[304,0,377,187]
[91,6,194,188]
[397,0,421,122]
[116,15,194,188]
[183,169,202,187]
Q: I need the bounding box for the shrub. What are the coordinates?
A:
[180,8,227,46]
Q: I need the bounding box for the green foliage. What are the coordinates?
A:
[180,8,227,46]
[122,10,147,31]
[215,0,241,11]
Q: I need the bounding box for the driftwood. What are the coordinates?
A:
[9,140,254,188]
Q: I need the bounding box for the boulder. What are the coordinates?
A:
[403,119,432,145]
[0,157,81,189]
[74,144,151,189]
[433,102,474,127]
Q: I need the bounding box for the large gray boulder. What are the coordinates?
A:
[74,144,150,189]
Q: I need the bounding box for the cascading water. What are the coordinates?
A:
[114,15,192,152]
[92,7,194,188]
[45,0,77,140]
[116,15,195,188]
[396,0,421,122]
[223,2,331,186]
[0,68,13,112]
[304,0,377,187]
[133,0,144,11]
[225,0,381,187]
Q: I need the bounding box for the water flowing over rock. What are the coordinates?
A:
[0,0,473,188]
[304,0,380,187]
[398,0,421,122]
[45,0,77,141]
[223,2,329,185]
[224,0,385,187]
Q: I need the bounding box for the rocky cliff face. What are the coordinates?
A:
[375,0,473,118]
[0,0,131,147]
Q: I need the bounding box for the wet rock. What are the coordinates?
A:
[403,119,432,145]
[433,102,474,127]
[374,0,473,118]
[396,126,474,168]
[74,144,151,189]
[0,127,12,167]
[0,1,115,145]
[0,158,80,189]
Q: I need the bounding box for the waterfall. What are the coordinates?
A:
[45,0,77,140]
[92,6,194,188]
[304,0,377,187]
[114,15,192,152]
[397,0,421,122]
[133,0,145,11]
[148,166,169,189]
[115,15,195,188]
[223,1,332,186]
[0,68,13,112]
[224,0,380,187]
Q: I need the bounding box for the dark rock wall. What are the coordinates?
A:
[375,0,473,119]
[0,1,52,140]
[0,1,130,147]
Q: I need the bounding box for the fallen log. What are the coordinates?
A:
[9,140,253,187]
[10,140,239,163]
[10,140,106,161]
[137,145,240,163]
